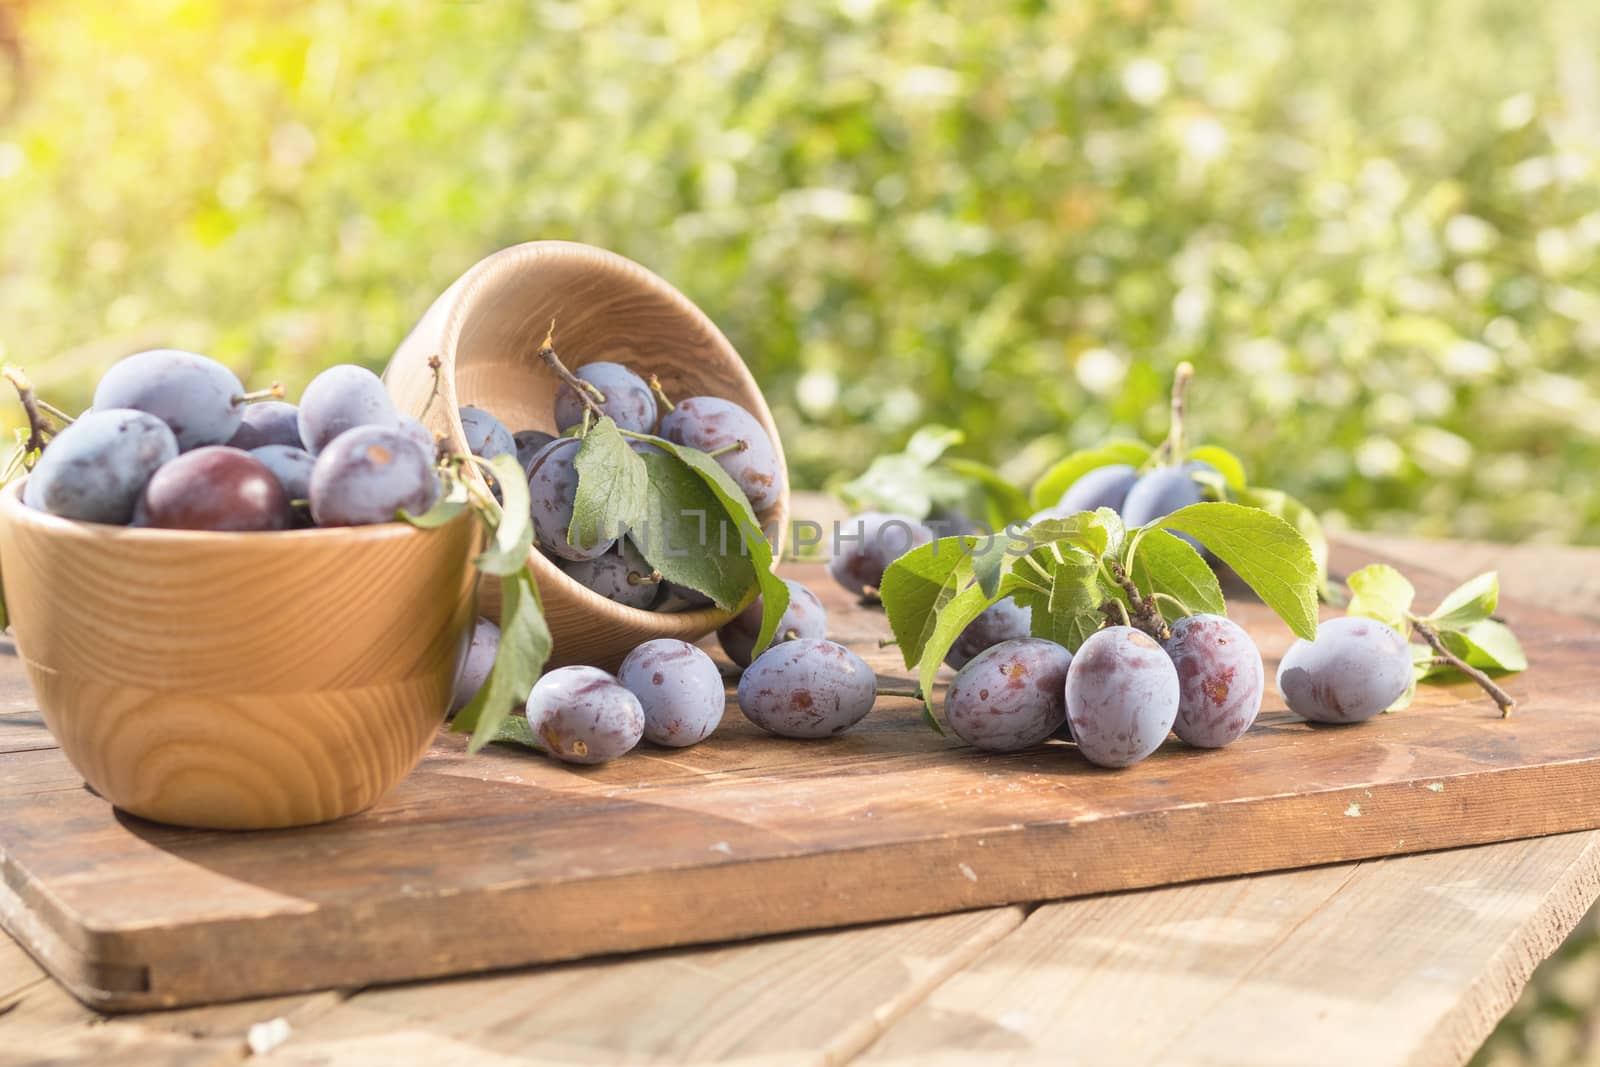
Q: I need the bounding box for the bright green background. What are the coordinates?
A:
[3,0,1598,547]
[2,2,1598,1059]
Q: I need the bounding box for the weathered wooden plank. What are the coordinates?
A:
[856,832,1600,1067]
[260,908,1023,1067]
[3,547,1598,1011]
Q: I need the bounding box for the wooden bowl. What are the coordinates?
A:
[384,241,789,670]
[0,480,479,830]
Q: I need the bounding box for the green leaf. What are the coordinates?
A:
[1426,572,1499,630]
[1346,564,1416,632]
[1185,445,1249,491]
[915,581,996,731]
[634,450,756,612]
[400,476,470,529]
[569,418,648,553]
[1000,543,1107,652]
[473,453,535,577]
[454,566,553,754]
[489,714,542,751]
[1235,486,1330,598]
[835,426,966,520]
[904,425,965,465]
[881,536,978,668]
[1024,507,1125,560]
[1157,502,1320,641]
[1029,440,1152,510]
[642,437,788,648]
[1440,619,1527,673]
[1129,529,1227,620]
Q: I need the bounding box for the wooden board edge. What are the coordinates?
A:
[62,758,1600,1012]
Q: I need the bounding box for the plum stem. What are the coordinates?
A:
[876,687,922,700]
[648,374,676,413]
[1165,361,1194,465]
[2,365,48,456]
[419,354,444,421]
[706,440,748,458]
[1409,616,1516,717]
[627,570,663,586]
[536,321,608,421]
[878,636,900,648]
[36,399,75,427]
[232,383,286,406]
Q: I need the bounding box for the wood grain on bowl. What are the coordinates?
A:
[0,480,479,830]
[384,241,790,671]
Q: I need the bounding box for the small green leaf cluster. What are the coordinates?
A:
[880,500,1321,727]
[833,426,1030,536]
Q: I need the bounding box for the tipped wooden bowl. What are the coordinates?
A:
[384,241,789,670]
[0,481,479,830]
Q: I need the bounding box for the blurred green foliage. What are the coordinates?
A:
[2,0,1598,546]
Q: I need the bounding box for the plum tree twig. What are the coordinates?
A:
[1409,616,1516,717]
[3,365,49,455]
[536,321,608,422]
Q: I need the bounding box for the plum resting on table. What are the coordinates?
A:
[450,618,501,715]
[944,595,1033,670]
[737,638,876,739]
[718,578,828,668]
[1164,614,1264,748]
[944,638,1072,753]
[525,666,645,764]
[1066,626,1180,769]
[827,512,935,598]
[1276,615,1412,724]
[617,639,726,747]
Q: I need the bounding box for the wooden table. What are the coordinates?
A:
[4,534,1597,1067]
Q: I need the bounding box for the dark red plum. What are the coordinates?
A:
[1164,614,1263,748]
[717,578,827,668]
[1066,626,1180,768]
[142,446,291,532]
[450,618,500,715]
[554,361,657,434]
[945,638,1071,753]
[1276,616,1412,723]
[660,396,783,512]
[736,639,876,739]
[945,595,1033,670]
[1057,463,1139,515]
[526,666,645,764]
[298,364,397,453]
[23,408,178,525]
[617,638,726,747]
[309,426,440,526]
[827,511,935,597]
[526,437,615,561]
[92,349,246,451]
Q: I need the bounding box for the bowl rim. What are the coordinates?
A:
[0,476,467,546]
[424,240,789,632]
